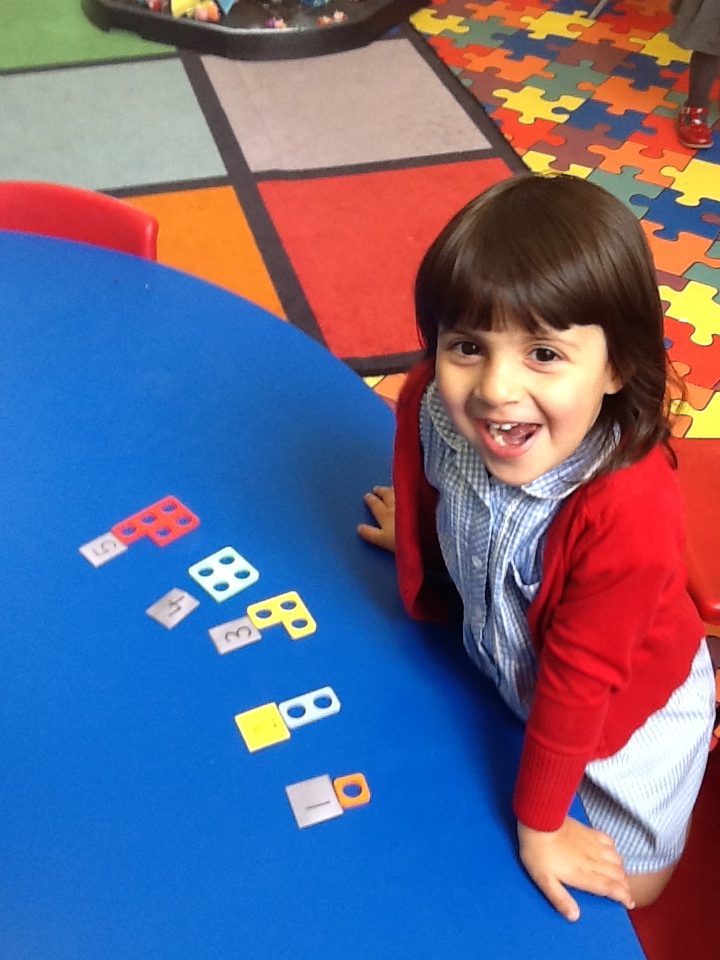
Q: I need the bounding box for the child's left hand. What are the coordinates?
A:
[517,817,635,921]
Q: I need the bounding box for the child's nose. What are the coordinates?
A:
[474,357,523,407]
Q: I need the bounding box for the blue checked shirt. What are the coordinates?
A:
[420,380,610,722]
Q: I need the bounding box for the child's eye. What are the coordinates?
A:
[452,340,480,356]
[530,347,560,364]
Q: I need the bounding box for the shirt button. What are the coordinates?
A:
[471,555,482,568]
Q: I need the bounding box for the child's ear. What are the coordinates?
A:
[605,364,624,396]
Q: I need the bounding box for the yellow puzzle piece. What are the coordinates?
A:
[410,9,469,35]
[518,10,592,40]
[494,86,584,124]
[522,149,593,178]
[628,32,690,66]
[661,281,720,345]
[659,158,720,206]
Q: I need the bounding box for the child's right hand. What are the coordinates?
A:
[518,817,635,921]
[357,485,396,553]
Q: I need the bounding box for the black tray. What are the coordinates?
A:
[82,0,424,60]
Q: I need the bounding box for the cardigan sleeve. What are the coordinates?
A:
[513,454,702,831]
[393,360,452,623]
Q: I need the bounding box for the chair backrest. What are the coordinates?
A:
[670,436,720,626]
[0,181,158,260]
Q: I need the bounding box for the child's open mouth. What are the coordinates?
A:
[478,420,540,459]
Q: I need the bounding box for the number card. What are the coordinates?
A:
[234,703,291,752]
[146,588,200,629]
[189,547,259,602]
[285,775,344,829]
[278,686,341,730]
[208,615,262,654]
[79,532,128,568]
[113,496,200,548]
[246,591,316,639]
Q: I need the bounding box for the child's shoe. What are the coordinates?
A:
[676,106,713,149]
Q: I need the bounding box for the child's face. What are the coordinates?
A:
[435,320,621,487]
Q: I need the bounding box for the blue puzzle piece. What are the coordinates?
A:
[499,31,574,63]
[550,0,591,12]
[637,188,720,242]
[568,98,650,139]
[613,52,687,91]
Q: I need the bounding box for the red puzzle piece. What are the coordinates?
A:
[112,496,200,547]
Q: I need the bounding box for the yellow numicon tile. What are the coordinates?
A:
[234,702,291,752]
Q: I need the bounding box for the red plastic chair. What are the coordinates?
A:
[670,436,720,626]
[0,180,158,260]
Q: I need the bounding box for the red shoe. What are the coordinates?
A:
[676,106,713,149]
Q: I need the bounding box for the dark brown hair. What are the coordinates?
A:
[415,173,678,473]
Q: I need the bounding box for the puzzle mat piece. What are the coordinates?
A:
[286,774,344,829]
[333,773,371,809]
[660,159,720,207]
[587,166,662,217]
[530,121,622,170]
[643,224,720,275]
[493,85,585,123]
[657,269,690,293]
[553,37,632,72]
[587,138,691,187]
[430,35,481,69]
[278,685,341,729]
[442,15,519,49]
[246,590,316,639]
[664,317,720,391]
[467,0,550,30]
[627,112,696,160]
[188,547,259,602]
[668,360,716,411]
[580,20,655,53]
[234,702,291,752]
[79,532,128,568]
[598,4,675,38]
[627,31,691,67]
[146,588,200,630]
[410,8,470,35]
[524,58,607,101]
[662,280,720,345]
[568,98,650,139]
[488,108,560,150]
[495,28,575,63]
[522,149,593,176]
[518,9,592,40]
[462,45,552,82]
[592,75,680,116]
[112,496,200,548]
[638,189,720,241]
[685,263,720,300]
[208,615,262,654]
[613,52,687,92]
[463,68,527,110]
[672,391,720,438]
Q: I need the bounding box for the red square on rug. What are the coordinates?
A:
[258,157,514,364]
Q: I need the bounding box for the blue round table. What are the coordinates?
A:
[0,231,644,959]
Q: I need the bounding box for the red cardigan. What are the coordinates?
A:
[394,360,705,831]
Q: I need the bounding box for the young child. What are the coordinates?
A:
[358,174,716,922]
[669,0,720,148]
